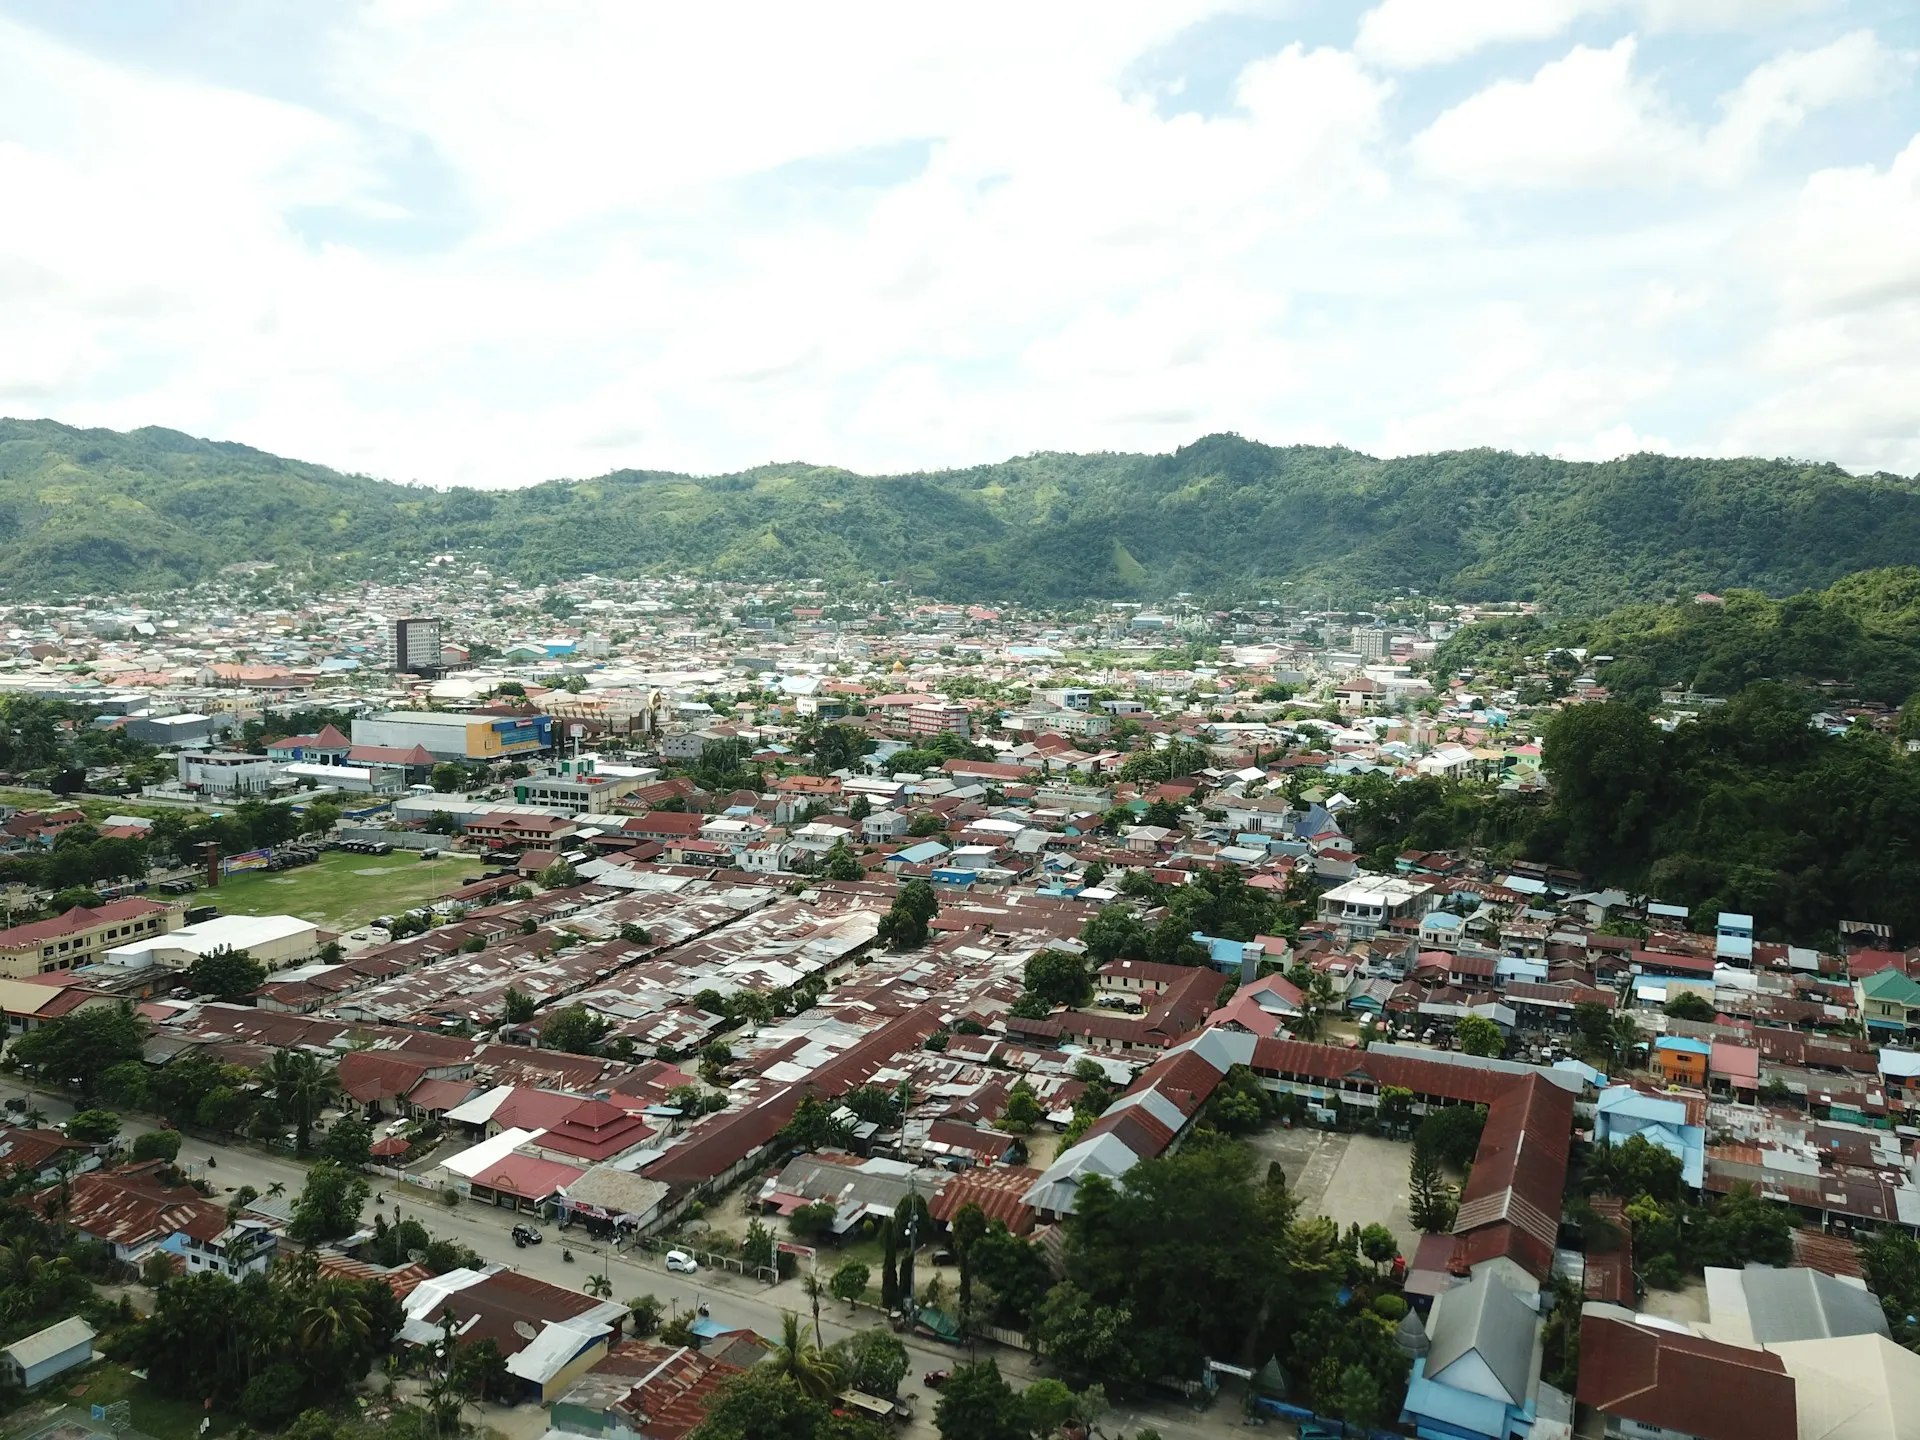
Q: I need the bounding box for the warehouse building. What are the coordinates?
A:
[105,913,321,973]
[352,711,552,763]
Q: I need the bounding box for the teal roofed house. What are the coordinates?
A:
[1594,1086,1706,1189]
[1400,1272,1549,1440]
[1856,968,1920,1035]
[1190,932,1270,984]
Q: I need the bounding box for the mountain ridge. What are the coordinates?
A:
[3,417,1917,609]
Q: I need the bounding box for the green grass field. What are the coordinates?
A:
[204,849,483,932]
[34,1360,234,1440]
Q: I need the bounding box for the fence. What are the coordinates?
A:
[341,827,445,852]
[10,1405,159,1440]
[1252,1398,1400,1440]
[627,1233,778,1283]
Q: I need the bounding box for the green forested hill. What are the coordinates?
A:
[3,419,1918,608]
[1433,568,1920,706]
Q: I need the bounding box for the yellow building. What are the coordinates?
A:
[0,898,181,979]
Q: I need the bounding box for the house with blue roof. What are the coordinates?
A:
[882,840,948,872]
[1190,932,1269,985]
[1593,1086,1706,1189]
[1716,911,1755,966]
[1401,1272,1547,1440]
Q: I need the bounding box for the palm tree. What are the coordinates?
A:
[265,1049,339,1154]
[1292,972,1339,1042]
[23,1108,47,1130]
[266,1181,286,1199]
[585,1273,614,1300]
[1609,1015,1643,1073]
[300,1283,371,1353]
[802,1272,825,1339]
[764,1311,841,1402]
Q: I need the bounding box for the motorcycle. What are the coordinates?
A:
[562,1248,575,1263]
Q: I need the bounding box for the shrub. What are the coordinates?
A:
[131,1129,182,1163]
[239,1363,307,1428]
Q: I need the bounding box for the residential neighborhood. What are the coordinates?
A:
[0,574,1918,1440]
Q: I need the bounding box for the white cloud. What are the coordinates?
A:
[1356,0,1595,71]
[1410,38,1682,188]
[0,4,1915,487]
[1411,32,1901,189]
[1355,0,1835,70]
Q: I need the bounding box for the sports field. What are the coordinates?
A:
[202,849,483,931]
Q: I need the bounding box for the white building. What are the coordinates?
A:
[176,751,283,796]
[0,1317,95,1390]
[106,913,320,973]
[1317,875,1438,941]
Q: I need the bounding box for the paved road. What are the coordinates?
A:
[0,1078,1262,1440]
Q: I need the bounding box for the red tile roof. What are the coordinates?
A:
[584,1340,745,1440]
[468,1152,584,1202]
[29,1162,225,1249]
[0,898,171,949]
[928,1166,1042,1235]
[337,1051,432,1103]
[1577,1311,1794,1440]
[1449,1073,1574,1283]
[538,1098,656,1162]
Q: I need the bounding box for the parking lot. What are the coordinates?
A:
[1248,1125,1421,1255]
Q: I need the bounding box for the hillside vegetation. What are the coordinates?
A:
[1434,568,1920,707]
[4,420,1920,607]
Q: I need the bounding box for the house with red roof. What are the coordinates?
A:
[1577,1305,1795,1440]
[266,724,352,762]
[1206,973,1304,1039]
[29,1162,268,1273]
[528,1099,656,1165]
[467,812,584,846]
[551,1339,746,1440]
[1447,1073,1575,1293]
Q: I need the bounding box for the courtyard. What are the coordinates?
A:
[1248,1125,1422,1256]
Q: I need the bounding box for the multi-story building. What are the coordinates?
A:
[511,758,650,813]
[908,702,971,740]
[176,751,282,795]
[352,710,551,763]
[1001,705,1112,739]
[1038,688,1093,712]
[1856,968,1920,1035]
[1316,875,1438,942]
[392,616,444,675]
[0,898,180,979]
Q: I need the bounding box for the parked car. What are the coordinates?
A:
[665,1249,698,1274]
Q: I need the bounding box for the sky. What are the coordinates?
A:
[0,1,1916,489]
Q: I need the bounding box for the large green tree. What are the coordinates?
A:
[186,947,267,1001]
[11,1005,147,1098]
[264,1048,339,1154]
[1044,1142,1294,1381]
[288,1161,370,1243]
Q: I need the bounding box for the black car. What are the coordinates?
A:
[511,1224,543,1246]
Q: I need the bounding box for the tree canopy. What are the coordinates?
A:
[9,421,1920,608]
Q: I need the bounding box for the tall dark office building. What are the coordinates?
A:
[392,617,444,675]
